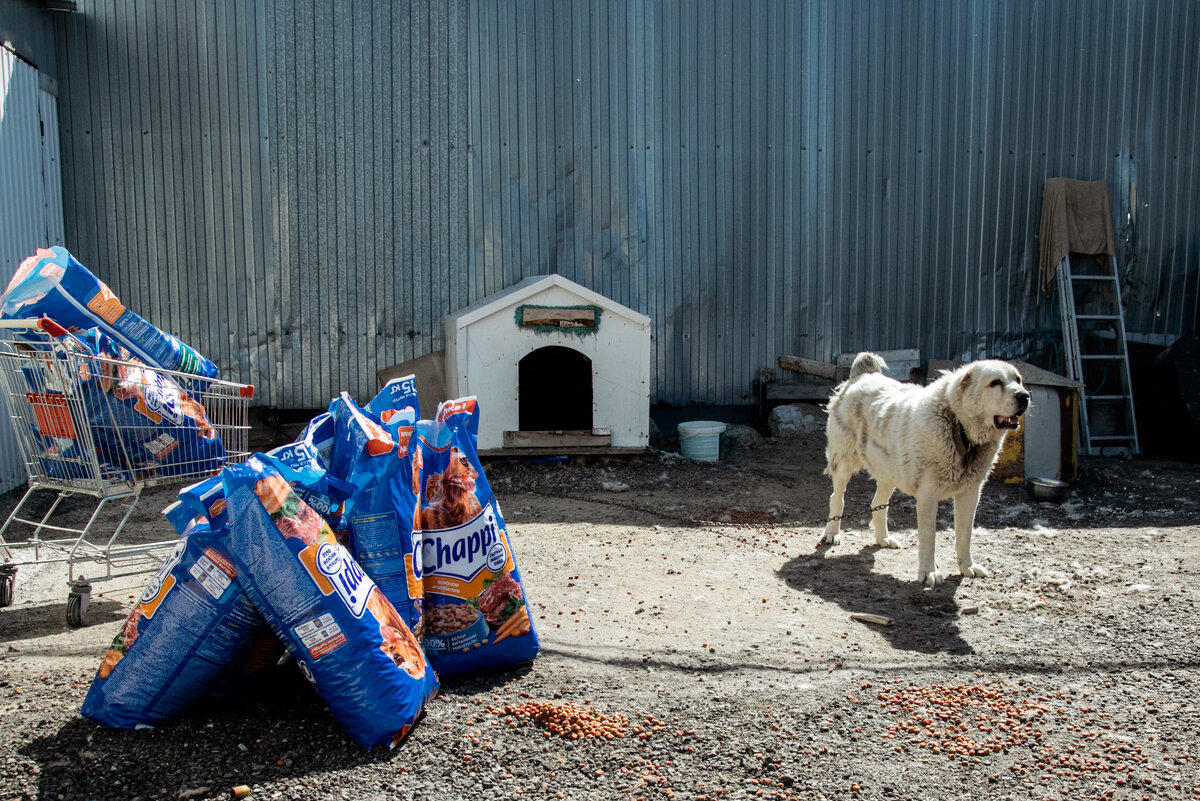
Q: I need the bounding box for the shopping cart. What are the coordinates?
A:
[0,317,254,625]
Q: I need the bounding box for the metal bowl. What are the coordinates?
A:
[1026,477,1069,502]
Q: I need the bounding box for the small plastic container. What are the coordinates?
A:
[678,421,727,461]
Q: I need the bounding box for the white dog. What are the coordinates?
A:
[821,353,1029,586]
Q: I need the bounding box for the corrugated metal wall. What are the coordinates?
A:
[465,0,1200,403]
[52,2,278,400]
[1,47,65,491]
[265,0,468,408]
[43,0,1200,408]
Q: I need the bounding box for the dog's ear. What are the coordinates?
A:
[945,366,971,413]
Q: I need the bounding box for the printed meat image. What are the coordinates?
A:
[477,571,523,627]
[255,476,323,546]
[275,503,324,547]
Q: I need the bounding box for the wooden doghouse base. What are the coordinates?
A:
[481,429,649,458]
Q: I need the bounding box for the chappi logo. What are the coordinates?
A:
[315,542,375,618]
[421,504,506,582]
[410,530,424,581]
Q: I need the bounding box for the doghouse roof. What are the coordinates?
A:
[446,274,651,329]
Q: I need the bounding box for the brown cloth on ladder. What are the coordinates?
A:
[1037,178,1117,293]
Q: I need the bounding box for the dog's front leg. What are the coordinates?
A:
[915,488,944,586]
[953,486,989,578]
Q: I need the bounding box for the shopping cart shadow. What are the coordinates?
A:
[0,596,128,644]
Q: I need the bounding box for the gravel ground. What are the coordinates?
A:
[0,423,1198,801]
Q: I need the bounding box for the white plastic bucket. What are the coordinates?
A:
[678,420,726,461]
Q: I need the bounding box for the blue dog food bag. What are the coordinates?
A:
[221,458,438,748]
[1,247,218,379]
[72,328,226,479]
[255,424,354,536]
[416,398,539,678]
[325,389,425,636]
[365,374,421,430]
[163,476,295,698]
[80,518,272,729]
[8,327,225,483]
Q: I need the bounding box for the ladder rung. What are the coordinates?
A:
[1070,275,1118,282]
[1087,395,1133,402]
[1076,314,1122,321]
[1080,354,1126,360]
[1089,435,1137,442]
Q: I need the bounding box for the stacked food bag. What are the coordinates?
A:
[81,378,538,747]
[0,249,227,480]
[1,247,219,378]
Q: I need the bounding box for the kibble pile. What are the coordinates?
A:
[487,700,647,741]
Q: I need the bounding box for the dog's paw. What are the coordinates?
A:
[875,535,902,549]
[959,562,989,578]
[919,569,946,587]
[821,530,841,546]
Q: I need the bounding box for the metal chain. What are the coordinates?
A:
[521,487,893,532]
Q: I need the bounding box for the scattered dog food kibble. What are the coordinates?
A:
[488,700,633,741]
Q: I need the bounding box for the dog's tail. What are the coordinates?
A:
[826,352,888,415]
[849,352,887,379]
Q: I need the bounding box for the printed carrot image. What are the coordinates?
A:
[492,605,530,644]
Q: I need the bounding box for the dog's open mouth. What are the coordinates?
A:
[994,415,1021,430]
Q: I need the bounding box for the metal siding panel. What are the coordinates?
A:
[252,0,275,406]
[36,0,1200,409]
[698,0,715,402]
[466,0,483,306]
[272,0,296,405]
[0,50,43,490]
[38,91,66,246]
[447,1,468,320]
[646,0,666,403]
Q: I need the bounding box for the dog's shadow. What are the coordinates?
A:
[778,542,972,655]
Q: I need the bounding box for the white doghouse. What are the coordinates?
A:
[442,274,651,455]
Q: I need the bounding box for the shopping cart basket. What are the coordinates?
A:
[0,317,254,625]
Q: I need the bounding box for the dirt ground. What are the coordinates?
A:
[0,421,1197,801]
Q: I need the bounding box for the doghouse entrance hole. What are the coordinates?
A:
[519,346,593,431]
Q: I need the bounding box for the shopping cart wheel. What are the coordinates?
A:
[0,566,15,608]
[66,582,91,628]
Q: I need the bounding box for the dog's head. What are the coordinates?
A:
[947,360,1031,440]
[440,447,479,498]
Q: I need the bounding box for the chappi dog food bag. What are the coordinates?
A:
[416,398,539,678]
[221,458,438,748]
[80,518,271,729]
[1,247,219,379]
[326,388,425,636]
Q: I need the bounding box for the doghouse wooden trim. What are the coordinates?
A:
[503,429,612,448]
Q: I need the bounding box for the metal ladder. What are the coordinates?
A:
[1056,253,1140,456]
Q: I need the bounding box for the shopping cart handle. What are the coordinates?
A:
[37,317,70,338]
